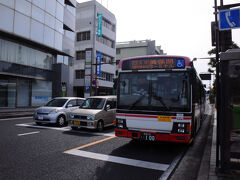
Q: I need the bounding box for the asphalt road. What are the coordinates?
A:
[0,116,190,180]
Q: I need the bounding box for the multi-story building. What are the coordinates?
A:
[116,40,165,75]
[74,0,116,98]
[116,40,165,63]
[0,0,76,108]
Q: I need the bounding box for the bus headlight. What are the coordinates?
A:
[116,118,126,129]
[172,123,190,134]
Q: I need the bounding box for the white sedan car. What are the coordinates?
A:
[33,97,85,127]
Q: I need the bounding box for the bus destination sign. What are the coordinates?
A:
[122,58,185,70]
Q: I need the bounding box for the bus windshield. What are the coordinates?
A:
[118,72,191,112]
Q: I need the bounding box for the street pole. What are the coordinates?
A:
[214,0,220,168]
[91,0,97,96]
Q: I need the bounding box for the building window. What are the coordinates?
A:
[99,72,114,82]
[75,70,85,79]
[76,31,90,41]
[96,52,113,64]
[101,17,115,32]
[116,48,120,54]
[76,51,86,60]
[96,35,115,49]
[0,38,54,70]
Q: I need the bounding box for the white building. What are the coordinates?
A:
[74,0,116,97]
[0,0,76,107]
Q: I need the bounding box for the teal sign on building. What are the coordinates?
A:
[97,14,102,36]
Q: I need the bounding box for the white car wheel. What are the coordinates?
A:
[57,116,66,127]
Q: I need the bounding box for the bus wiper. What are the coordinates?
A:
[152,94,170,110]
[129,94,145,110]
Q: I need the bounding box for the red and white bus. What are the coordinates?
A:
[114,55,206,143]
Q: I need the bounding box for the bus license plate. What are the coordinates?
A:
[140,133,155,141]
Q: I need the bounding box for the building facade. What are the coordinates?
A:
[115,40,165,76]
[0,0,76,108]
[74,0,116,98]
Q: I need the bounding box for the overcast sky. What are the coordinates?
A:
[77,0,240,77]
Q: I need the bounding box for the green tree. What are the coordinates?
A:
[207,41,239,103]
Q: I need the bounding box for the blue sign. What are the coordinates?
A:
[97,52,102,76]
[219,8,240,30]
[176,59,185,68]
[97,14,102,36]
[85,86,90,91]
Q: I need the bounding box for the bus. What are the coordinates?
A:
[114,55,206,143]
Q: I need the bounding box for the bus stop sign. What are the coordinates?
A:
[219,8,240,30]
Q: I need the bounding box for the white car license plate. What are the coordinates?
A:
[38,115,43,120]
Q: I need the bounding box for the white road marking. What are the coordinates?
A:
[15,123,115,137]
[158,152,184,180]
[18,131,40,136]
[0,117,32,121]
[65,150,169,171]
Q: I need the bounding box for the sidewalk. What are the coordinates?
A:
[0,107,35,119]
[170,105,240,180]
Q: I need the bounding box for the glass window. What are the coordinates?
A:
[66,5,76,16]
[17,79,30,107]
[45,0,56,16]
[57,0,65,6]
[56,1,64,22]
[75,70,85,79]
[118,72,190,112]
[0,0,15,8]
[0,4,14,32]
[44,25,54,47]
[0,79,8,107]
[32,5,45,23]
[14,12,30,38]
[0,38,54,70]
[76,31,90,41]
[0,79,16,107]
[64,30,75,41]
[96,35,115,49]
[15,0,31,16]
[32,0,46,10]
[81,98,106,109]
[67,99,77,107]
[45,98,67,107]
[32,80,52,106]
[77,99,84,106]
[55,19,63,34]
[44,12,55,29]
[54,31,63,50]
[31,19,44,43]
[76,51,86,60]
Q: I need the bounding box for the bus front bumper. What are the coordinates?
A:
[115,129,192,143]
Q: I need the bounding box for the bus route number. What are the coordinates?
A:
[140,132,155,141]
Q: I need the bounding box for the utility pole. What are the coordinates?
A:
[90,0,97,96]
[214,0,220,168]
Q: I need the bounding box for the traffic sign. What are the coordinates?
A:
[219,8,240,30]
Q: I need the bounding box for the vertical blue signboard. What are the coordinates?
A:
[97,14,102,36]
[97,52,102,76]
